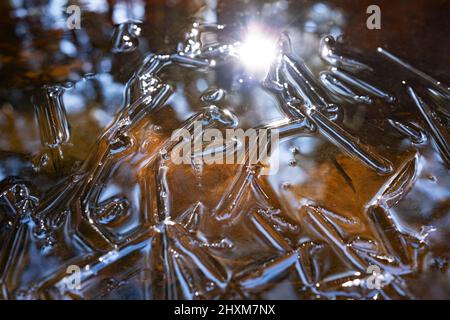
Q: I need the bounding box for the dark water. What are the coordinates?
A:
[0,0,449,299]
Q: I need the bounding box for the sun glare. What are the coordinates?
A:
[238,27,277,77]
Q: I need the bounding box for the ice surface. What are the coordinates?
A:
[0,1,449,300]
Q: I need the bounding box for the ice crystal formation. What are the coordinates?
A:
[0,16,448,300]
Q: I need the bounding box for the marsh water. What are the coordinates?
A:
[0,0,449,299]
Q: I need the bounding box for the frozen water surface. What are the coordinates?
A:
[0,0,449,299]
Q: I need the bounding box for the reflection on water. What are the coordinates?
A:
[0,0,449,299]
